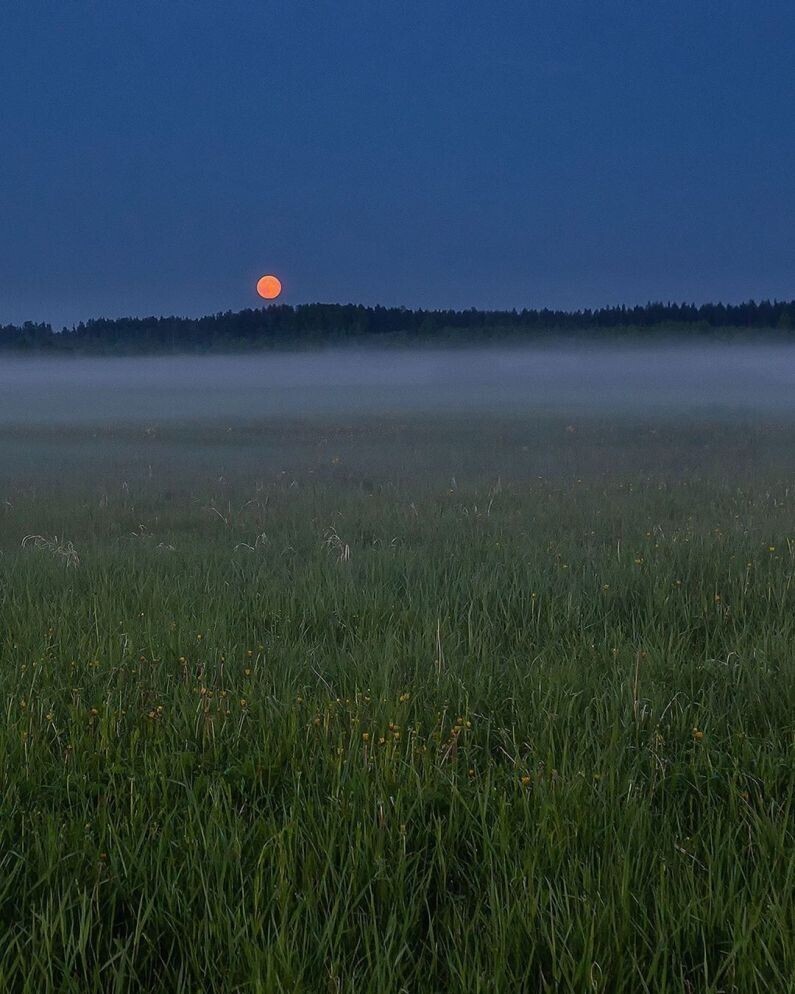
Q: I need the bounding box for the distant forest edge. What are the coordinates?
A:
[2,299,794,352]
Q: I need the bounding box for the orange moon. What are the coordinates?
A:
[256,274,282,299]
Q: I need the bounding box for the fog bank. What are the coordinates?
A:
[1,344,794,427]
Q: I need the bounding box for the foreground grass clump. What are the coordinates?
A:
[0,417,793,992]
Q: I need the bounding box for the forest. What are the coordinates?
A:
[1,299,793,353]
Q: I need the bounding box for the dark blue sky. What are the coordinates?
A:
[2,1,793,328]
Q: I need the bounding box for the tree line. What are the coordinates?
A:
[1,299,793,352]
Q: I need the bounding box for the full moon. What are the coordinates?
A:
[256,274,282,300]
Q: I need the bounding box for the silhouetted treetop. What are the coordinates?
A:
[1,299,793,352]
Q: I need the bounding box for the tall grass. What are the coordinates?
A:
[0,416,792,992]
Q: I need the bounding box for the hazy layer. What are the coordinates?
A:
[1,344,794,427]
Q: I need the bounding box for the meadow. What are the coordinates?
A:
[0,411,792,993]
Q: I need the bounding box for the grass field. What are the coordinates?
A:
[0,414,792,992]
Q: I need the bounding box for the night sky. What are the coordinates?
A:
[2,1,793,328]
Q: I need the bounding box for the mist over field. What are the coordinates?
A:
[2,343,794,427]
[2,341,794,994]
[2,347,793,993]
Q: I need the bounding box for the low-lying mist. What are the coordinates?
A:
[1,343,794,427]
